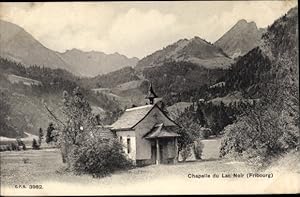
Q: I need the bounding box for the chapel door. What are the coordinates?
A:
[151,143,157,164]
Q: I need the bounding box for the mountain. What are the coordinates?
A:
[218,7,299,162]
[0,20,74,73]
[135,36,233,71]
[0,57,123,137]
[222,7,298,98]
[215,19,265,59]
[79,66,149,108]
[167,6,298,140]
[142,61,226,105]
[58,49,139,77]
[80,66,141,89]
[90,36,233,107]
[0,19,139,77]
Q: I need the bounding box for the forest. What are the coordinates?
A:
[0,58,123,137]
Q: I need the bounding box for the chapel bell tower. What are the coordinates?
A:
[145,82,158,105]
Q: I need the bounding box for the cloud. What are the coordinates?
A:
[99,8,183,58]
[0,1,297,58]
[176,0,298,42]
[0,3,184,58]
[0,3,115,53]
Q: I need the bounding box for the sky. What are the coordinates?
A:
[0,1,297,59]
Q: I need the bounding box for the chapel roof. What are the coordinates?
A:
[109,104,178,131]
[143,123,180,139]
[109,104,155,130]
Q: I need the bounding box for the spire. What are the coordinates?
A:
[145,82,158,104]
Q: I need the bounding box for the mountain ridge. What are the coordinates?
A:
[0,19,76,73]
[214,19,265,58]
[57,48,139,77]
[135,36,233,71]
[0,19,139,77]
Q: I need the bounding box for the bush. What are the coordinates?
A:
[32,139,40,150]
[11,142,20,151]
[22,144,26,150]
[220,122,249,158]
[200,127,212,139]
[6,145,12,151]
[180,144,193,162]
[46,123,55,144]
[16,138,26,150]
[23,158,29,164]
[220,107,299,164]
[0,145,7,152]
[68,137,133,178]
[194,139,204,159]
[59,87,133,177]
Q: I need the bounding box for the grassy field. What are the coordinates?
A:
[1,146,299,195]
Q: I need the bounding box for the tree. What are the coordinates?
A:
[46,123,55,143]
[68,134,133,177]
[38,128,44,146]
[220,55,299,164]
[0,91,9,127]
[194,139,205,159]
[215,101,232,136]
[195,102,206,127]
[10,142,20,151]
[175,108,202,160]
[60,87,98,164]
[160,101,169,115]
[16,137,26,150]
[0,91,16,137]
[32,139,40,150]
[59,87,132,176]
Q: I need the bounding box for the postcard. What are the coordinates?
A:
[0,1,299,195]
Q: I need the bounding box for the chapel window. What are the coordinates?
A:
[127,138,131,154]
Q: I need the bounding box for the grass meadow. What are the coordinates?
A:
[1,139,299,195]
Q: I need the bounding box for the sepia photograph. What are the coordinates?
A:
[0,1,299,195]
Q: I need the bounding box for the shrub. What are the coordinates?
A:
[46,123,55,144]
[200,127,212,139]
[38,128,44,145]
[180,144,193,162]
[0,145,7,152]
[6,145,11,151]
[16,138,26,150]
[194,139,204,159]
[175,108,202,151]
[220,121,249,158]
[23,158,29,164]
[220,106,299,164]
[22,144,26,150]
[32,139,40,150]
[59,87,133,177]
[68,137,133,178]
[10,142,20,151]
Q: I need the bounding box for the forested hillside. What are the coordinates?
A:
[1,5,297,156]
[219,6,299,164]
[80,66,141,89]
[142,61,226,105]
[215,19,264,58]
[136,36,233,71]
[221,47,272,98]
[0,58,122,137]
[171,7,298,159]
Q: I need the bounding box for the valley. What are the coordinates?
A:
[0,2,298,195]
[0,6,298,169]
